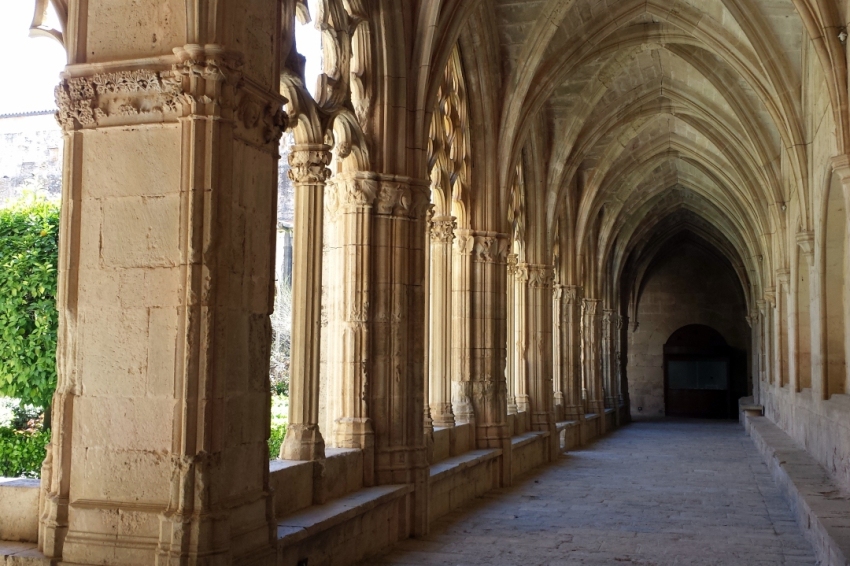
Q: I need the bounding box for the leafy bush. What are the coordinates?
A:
[268,423,287,460]
[0,427,49,478]
[0,199,60,409]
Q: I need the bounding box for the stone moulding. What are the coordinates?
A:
[54,48,287,149]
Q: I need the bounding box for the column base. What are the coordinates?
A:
[430,404,456,428]
[281,423,325,460]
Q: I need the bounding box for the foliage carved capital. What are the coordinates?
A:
[288,146,332,184]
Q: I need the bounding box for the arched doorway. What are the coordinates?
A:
[663,325,744,419]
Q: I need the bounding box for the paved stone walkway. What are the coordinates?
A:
[367,421,817,565]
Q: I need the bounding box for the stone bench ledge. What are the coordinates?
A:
[746,415,850,566]
[428,448,501,482]
[277,484,412,547]
[511,431,549,449]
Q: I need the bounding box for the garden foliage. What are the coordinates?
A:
[0,199,60,409]
[0,427,49,478]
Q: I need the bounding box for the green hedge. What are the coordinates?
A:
[0,200,60,409]
[0,427,49,478]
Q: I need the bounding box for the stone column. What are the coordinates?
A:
[602,309,617,409]
[429,216,456,427]
[582,298,605,416]
[798,230,819,397]
[281,145,331,461]
[561,286,584,421]
[552,286,565,421]
[747,307,762,403]
[452,229,474,424]
[525,264,557,453]
[43,17,285,561]
[831,156,850,395]
[326,172,378,482]
[506,254,519,416]
[370,178,430,535]
[514,263,530,415]
[776,269,790,388]
[468,233,512,475]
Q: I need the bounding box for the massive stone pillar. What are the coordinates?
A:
[524,264,557,454]
[370,178,430,535]
[776,269,791,388]
[42,5,284,562]
[453,232,511,469]
[747,306,763,403]
[326,172,377,482]
[429,216,456,427]
[582,298,605,416]
[281,146,331,461]
[560,286,584,421]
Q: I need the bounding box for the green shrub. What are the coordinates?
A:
[268,423,287,459]
[0,426,49,478]
[0,199,60,409]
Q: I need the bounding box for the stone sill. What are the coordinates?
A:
[0,541,46,565]
[0,479,39,544]
[511,430,550,449]
[745,414,850,566]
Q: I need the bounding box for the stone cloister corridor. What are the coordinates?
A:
[369,421,817,566]
[5,0,850,565]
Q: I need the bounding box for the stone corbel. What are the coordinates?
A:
[796,231,815,266]
[776,268,791,285]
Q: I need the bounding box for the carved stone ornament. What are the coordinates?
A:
[375,180,430,218]
[562,285,583,305]
[288,148,332,184]
[55,48,287,143]
[55,69,184,130]
[472,232,509,264]
[582,298,600,315]
[429,216,456,243]
[527,264,554,288]
[330,174,378,209]
[796,230,815,256]
[506,253,519,275]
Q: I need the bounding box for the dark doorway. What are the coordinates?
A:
[664,325,742,419]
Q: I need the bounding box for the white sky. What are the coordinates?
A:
[0,1,66,115]
[0,1,321,114]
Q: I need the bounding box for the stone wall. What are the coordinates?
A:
[627,239,750,419]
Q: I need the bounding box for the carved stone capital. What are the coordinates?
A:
[561,285,583,305]
[763,288,776,307]
[582,298,600,315]
[54,46,286,141]
[375,178,430,219]
[506,253,519,275]
[776,268,791,285]
[831,154,850,184]
[471,232,510,264]
[429,216,456,243]
[328,172,378,210]
[527,264,554,288]
[288,145,332,184]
